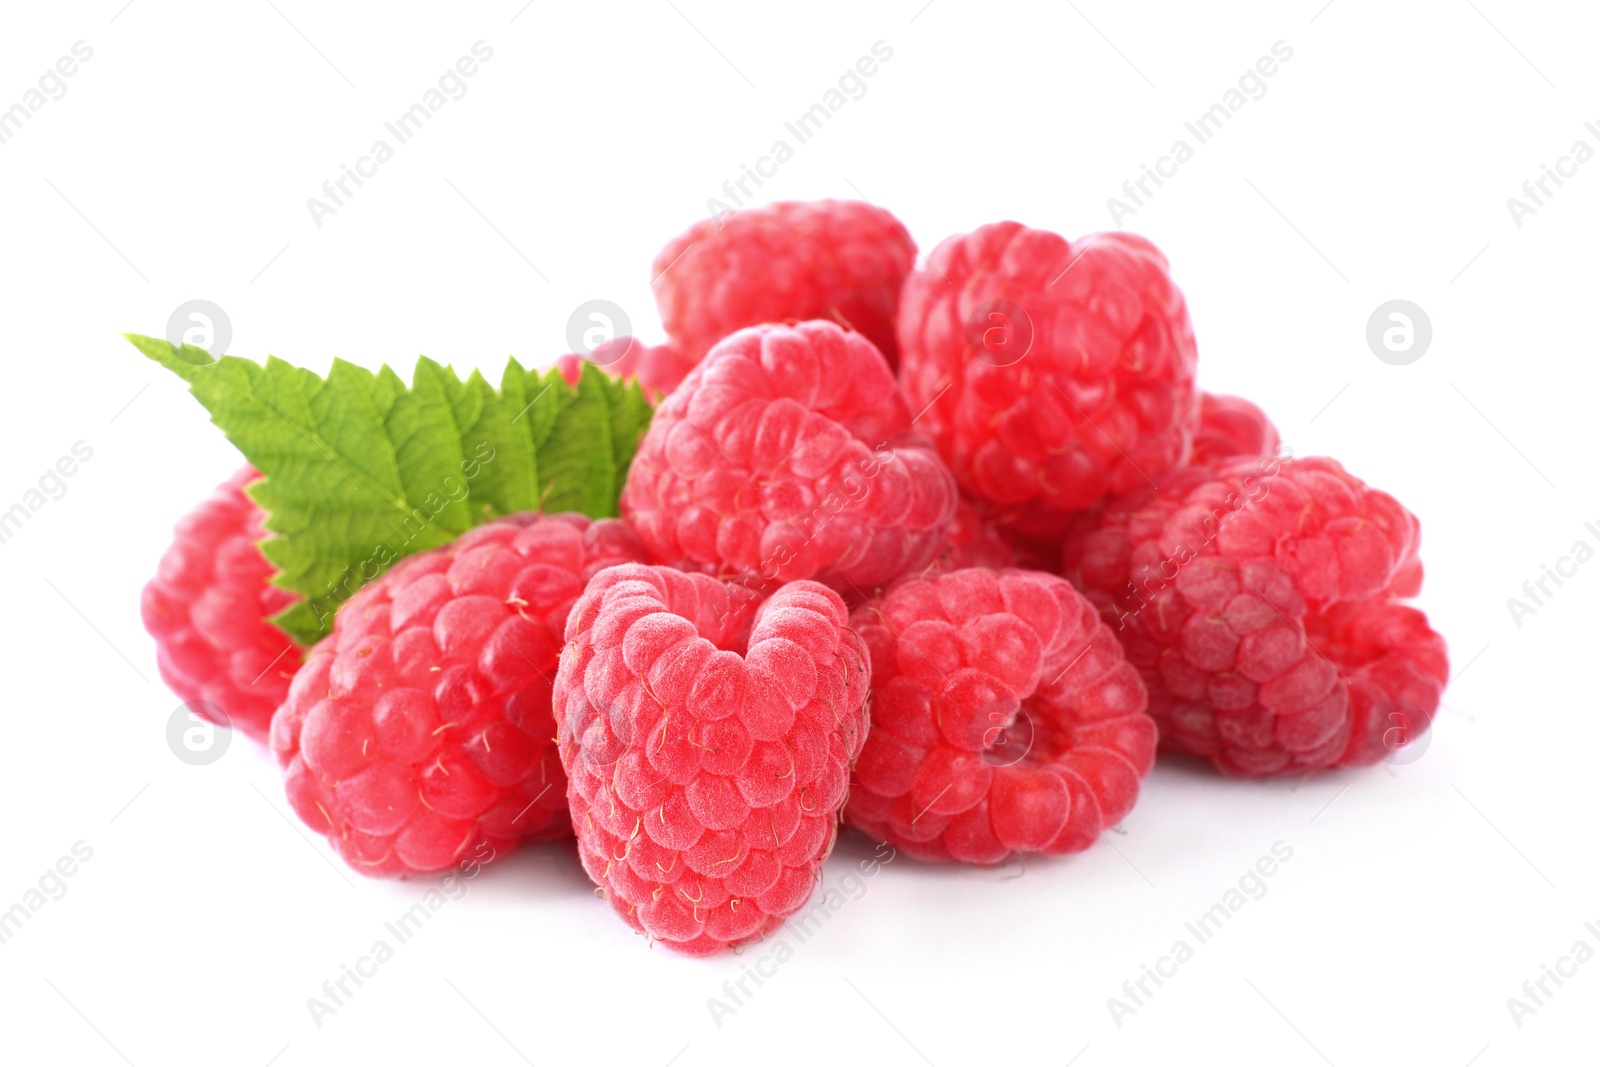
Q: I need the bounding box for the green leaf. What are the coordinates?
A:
[128,335,652,646]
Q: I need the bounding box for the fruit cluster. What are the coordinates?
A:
[139,199,1447,955]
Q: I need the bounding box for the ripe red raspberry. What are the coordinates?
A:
[897,223,1200,536]
[560,337,697,401]
[933,392,1279,580]
[1062,455,1449,776]
[553,564,869,955]
[141,467,302,742]
[846,569,1156,864]
[652,199,917,369]
[620,321,957,596]
[1191,392,1280,466]
[935,496,1059,574]
[938,496,1019,571]
[268,513,645,875]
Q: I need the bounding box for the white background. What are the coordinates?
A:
[0,1,1594,1064]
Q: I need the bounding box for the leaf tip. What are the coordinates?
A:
[126,332,225,381]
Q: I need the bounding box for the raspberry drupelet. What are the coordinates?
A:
[559,336,697,401]
[1191,392,1281,466]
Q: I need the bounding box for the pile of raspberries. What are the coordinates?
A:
[142,200,1447,956]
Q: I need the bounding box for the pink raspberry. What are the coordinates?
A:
[897,223,1200,536]
[846,568,1155,863]
[560,337,697,401]
[934,497,1059,574]
[652,199,917,369]
[269,513,645,875]
[1191,392,1281,466]
[553,564,869,954]
[938,496,1020,571]
[1062,455,1449,776]
[141,466,302,742]
[620,321,957,597]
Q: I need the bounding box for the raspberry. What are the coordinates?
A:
[897,223,1200,536]
[938,496,1019,571]
[141,467,302,742]
[846,568,1156,864]
[620,321,958,596]
[935,496,1059,574]
[652,199,917,370]
[553,564,869,954]
[560,337,697,401]
[268,513,646,875]
[1062,455,1449,776]
[1191,392,1280,466]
